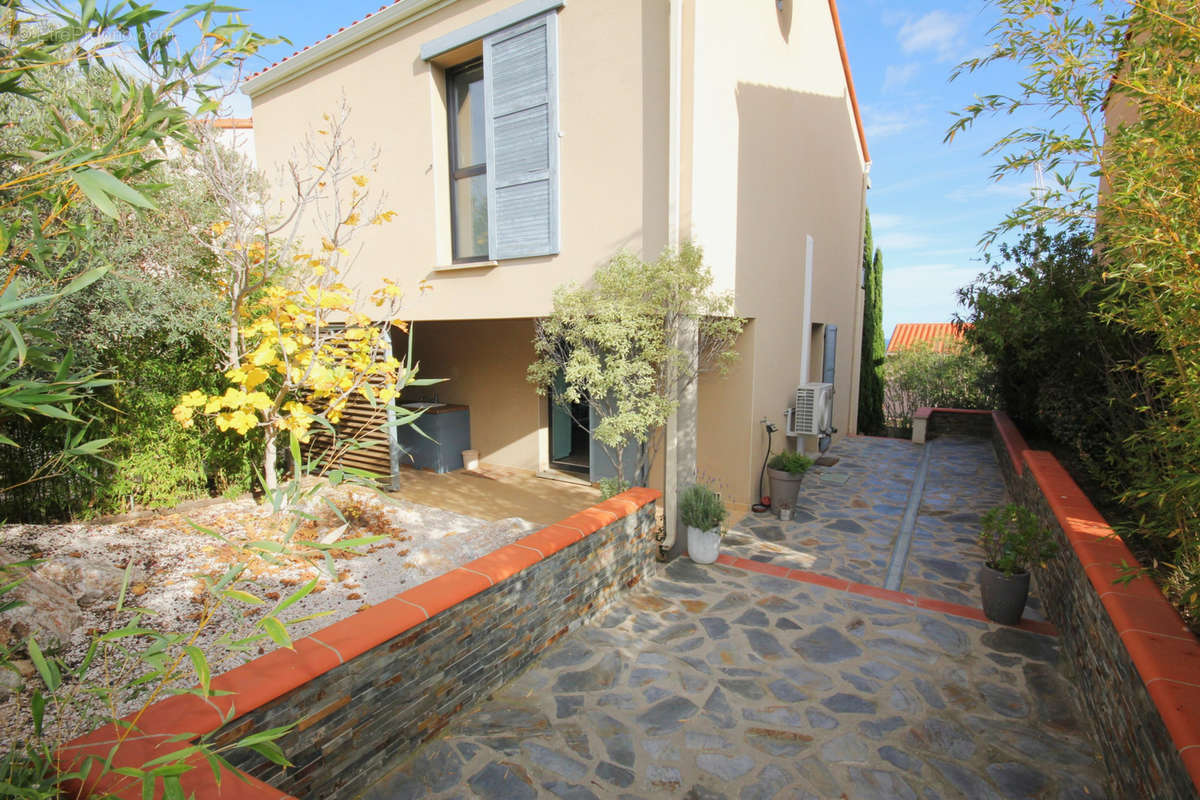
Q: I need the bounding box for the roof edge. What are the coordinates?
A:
[242,0,460,98]
[826,0,869,166]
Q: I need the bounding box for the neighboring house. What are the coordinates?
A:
[209,117,256,165]
[886,323,967,355]
[242,0,870,507]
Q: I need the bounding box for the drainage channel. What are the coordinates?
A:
[882,439,934,591]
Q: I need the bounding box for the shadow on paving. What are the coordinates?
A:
[725,435,1047,621]
[899,437,1048,622]
[363,556,1109,799]
[724,437,923,586]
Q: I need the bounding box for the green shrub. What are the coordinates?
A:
[980,503,1058,577]
[679,484,727,532]
[944,0,1200,626]
[883,341,998,435]
[598,477,631,500]
[767,451,813,476]
[0,336,259,521]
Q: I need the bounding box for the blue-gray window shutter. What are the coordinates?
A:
[483,11,560,260]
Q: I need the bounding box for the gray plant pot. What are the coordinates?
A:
[766,468,806,509]
[979,564,1031,625]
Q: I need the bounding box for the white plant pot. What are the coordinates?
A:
[687,525,721,564]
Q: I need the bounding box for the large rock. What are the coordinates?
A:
[35,556,135,606]
[0,548,83,650]
[0,659,34,700]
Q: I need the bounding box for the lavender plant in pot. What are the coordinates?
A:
[680,484,728,564]
[979,503,1058,625]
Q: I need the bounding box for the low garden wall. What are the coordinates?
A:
[61,488,661,799]
[924,408,1200,799]
[912,406,993,442]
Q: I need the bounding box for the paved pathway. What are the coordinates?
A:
[361,436,1107,799]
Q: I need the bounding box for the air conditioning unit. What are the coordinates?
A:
[785,382,834,437]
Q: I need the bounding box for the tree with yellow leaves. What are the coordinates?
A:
[176,103,426,492]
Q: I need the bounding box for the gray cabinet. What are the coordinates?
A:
[395,405,471,474]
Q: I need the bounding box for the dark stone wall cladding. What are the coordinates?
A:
[989,422,1197,799]
[927,410,993,439]
[220,505,658,799]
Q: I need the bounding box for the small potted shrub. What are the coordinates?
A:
[766,451,813,511]
[680,484,727,564]
[978,503,1058,625]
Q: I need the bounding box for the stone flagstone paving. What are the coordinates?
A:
[723,436,923,587]
[361,436,1108,799]
[901,437,1027,614]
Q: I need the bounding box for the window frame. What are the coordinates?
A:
[446,58,489,263]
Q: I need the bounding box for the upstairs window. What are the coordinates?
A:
[448,61,488,261]
[426,3,561,262]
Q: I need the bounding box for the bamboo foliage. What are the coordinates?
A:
[948,0,1200,618]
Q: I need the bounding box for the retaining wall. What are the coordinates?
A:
[61,488,661,799]
[925,408,1200,799]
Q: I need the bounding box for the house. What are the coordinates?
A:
[209,117,256,164]
[885,323,967,355]
[242,0,870,513]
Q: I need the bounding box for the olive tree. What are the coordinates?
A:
[528,243,744,489]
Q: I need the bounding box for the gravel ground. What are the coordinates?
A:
[0,487,536,747]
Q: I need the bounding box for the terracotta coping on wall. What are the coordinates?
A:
[1019,447,1200,779]
[989,410,1029,473]
[937,408,1200,790]
[57,487,661,799]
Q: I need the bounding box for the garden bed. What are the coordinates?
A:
[0,487,537,748]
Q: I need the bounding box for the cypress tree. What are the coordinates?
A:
[857,211,887,435]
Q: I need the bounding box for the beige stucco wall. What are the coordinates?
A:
[401,318,542,471]
[696,323,757,504]
[687,0,868,502]
[249,0,867,503]
[249,0,668,322]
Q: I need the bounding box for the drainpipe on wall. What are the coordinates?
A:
[794,234,815,455]
[661,0,690,558]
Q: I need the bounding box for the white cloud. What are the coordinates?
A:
[862,105,923,139]
[882,63,919,93]
[921,247,979,259]
[869,212,905,230]
[897,11,969,61]
[876,231,930,251]
[945,180,1036,203]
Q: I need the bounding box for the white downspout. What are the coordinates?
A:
[798,234,814,384]
[662,0,685,552]
[794,234,814,454]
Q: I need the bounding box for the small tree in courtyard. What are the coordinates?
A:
[527,243,743,488]
[175,105,430,494]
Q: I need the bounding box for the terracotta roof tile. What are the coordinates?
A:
[886,323,968,354]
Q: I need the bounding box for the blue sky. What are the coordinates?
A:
[208,0,1038,338]
[836,1,1044,336]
